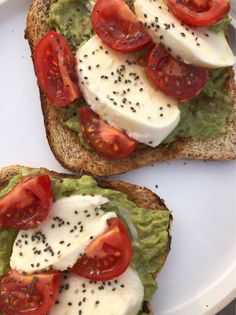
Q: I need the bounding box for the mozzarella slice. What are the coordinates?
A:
[10,195,116,273]
[134,0,236,68]
[77,35,180,147]
[49,268,144,315]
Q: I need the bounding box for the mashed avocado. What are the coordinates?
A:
[164,68,233,144]
[210,16,231,33]
[0,168,171,313]
[47,0,94,52]
[47,0,233,148]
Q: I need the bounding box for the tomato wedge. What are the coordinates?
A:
[146,44,209,101]
[0,175,52,230]
[71,218,132,281]
[0,270,60,315]
[80,106,138,159]
[167,0,230,27]
[91,0,152,52]
[34,31,80,106]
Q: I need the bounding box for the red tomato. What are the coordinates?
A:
[146,44,209,101]
[0,175,53,230]
[0,270,60,315]
[91,0,152,52]
[34,31,80,106]
[80,106,138,159]
[71,218,132,281]
[167,0,230,27]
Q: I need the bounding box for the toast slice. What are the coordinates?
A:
[25,0,236,176]
[0,164,172,315]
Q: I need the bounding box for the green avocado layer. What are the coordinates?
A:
[47,0,233,148]
[0,168,171,313]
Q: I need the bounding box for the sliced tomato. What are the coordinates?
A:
[34,31,80,106]
[0,175,53,230]
[0,270,60,315]
[91,0,152,52]
[167,0,230,27]
[146,44,209,101]
[71,218,132,281]
[80,106,138,159]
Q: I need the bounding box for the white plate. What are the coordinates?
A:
[0,1,235,314]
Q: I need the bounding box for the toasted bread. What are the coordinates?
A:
[0,164,172,314]
[25,0,236,176]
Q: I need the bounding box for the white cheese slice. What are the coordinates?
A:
[49,268,144,315]
[134,0,236,68]
[10,195,116,273]
[76,35,180,147]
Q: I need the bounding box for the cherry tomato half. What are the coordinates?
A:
[167,0,230,27]
[71,218,132,281]
[0,270,60,315]
[91,0,152,52]
[146,44,209,101]
[80,106,138,159]
[34,31,80,106]
[0,175,53,230]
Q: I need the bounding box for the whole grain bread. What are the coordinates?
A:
[25,0,236,176]
[0,164,172,314]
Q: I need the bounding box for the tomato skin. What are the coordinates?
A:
[80,106,138,159]
[167,0,230,27]
[71,218,132,281]
[146,44,209,101]
[0,270,60,315]
[91,0,152,52]
[34,31,80,106]
[0,175,53,230]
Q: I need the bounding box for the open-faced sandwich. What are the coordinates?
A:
[0,165,171,315]
[26,0,236,175]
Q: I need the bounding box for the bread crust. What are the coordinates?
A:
[0,164,172,314]
[25,0,236,176]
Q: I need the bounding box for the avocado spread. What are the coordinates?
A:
[0,168,171,314]
[47,0,234,149]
